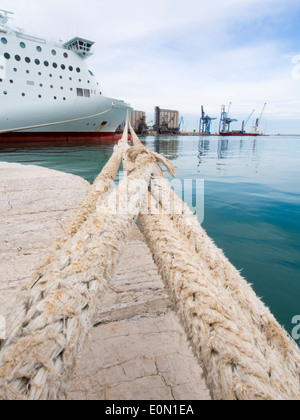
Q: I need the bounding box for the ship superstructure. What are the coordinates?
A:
[0,10,131,142]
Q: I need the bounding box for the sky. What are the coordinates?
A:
[1,0,300,133]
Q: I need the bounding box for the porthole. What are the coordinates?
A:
[9,80,13,84]
[26,70,30,74]
[51,50,56,56]
[63,97,66,100]
[13,68,17,72]
[69,66,73,71]
[60,86,63,90]
[59,76,63,79]
[54,96,57,100]
[52,63,57,68]
[69,77,72,81]
[15,55,21,61]
[21,93,25,96]
[44,61,49,67]
[20,42,26,49]
[4,53,10,59]
[35,59,40,65]
[36,46,42,52]
[25,57,31,63]
[76,67,81,73]
[50,85,53,88]
[0,79,2,82]
[38,72,42,76]
[61,64,66,70]
[49,74,53,78]
[1,37,7,45]
[63,53,68,58]
[39,83,43,87]
[3,91,7,95]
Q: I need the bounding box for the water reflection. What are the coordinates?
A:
[153,137,179,160]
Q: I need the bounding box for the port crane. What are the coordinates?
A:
[178,116,184,132]
[253,103,267,134]
[200,106,217,135]
[219,103,238,134]
[241,109,255,134]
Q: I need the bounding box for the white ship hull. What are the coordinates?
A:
[0,11,132,142]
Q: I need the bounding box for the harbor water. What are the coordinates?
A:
[0,135,299,340]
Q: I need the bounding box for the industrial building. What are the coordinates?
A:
[154,107,180,135]
[116,110,148,135]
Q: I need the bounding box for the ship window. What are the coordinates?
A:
[22,93,25,96]
[35,59,40,65]
[20,42,26,49]
[53,63,57,68]
[25,57,31,63]
[60,86,63,90]
[15,55,21,61]
[51,50,56,56]
[0,79,2,82]
[36,46,42,52]
[63,53,68,58]
[61,64,66,70]
[38,95,42,98]
[1,37,7,44]
[44,61,49,67]
[77,88,83,97]
[38,72,42,76]
[59,75,63,79]
[69,66,73,71]
[84,89,90,98]
[54,96,57,99]
[50,85,53,88]
[4,53,10,59]
[39,83,43,87]
[3,91,7,95]
[9,80,13,83]
[63,97,66,100]
[13,68,17,72]
[26,70,30,74]
[49,74,53,77]
[76,67,80,73]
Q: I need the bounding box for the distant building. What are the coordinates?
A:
[154,107,180,134]
[116,110,147,135]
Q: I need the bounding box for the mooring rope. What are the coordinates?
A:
[0,121,130,353]
[0,126,165,400]
[126,123,300,400]
[0,118,299,400]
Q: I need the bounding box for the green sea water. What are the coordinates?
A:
[0,135,299,340]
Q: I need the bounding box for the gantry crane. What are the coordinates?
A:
[219,103,238,134]
[200,106,217,135]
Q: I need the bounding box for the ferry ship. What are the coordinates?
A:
[0,10,132,144]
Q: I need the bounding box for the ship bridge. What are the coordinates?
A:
[63,37,94,57]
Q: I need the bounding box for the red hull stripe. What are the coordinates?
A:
[219,132,259,137]
[0,132,125,146]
